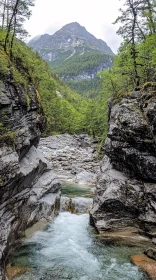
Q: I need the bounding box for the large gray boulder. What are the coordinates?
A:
[90,156,143,233]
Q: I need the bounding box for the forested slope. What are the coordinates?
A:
[29,22,114,97]
[0,30,110,138]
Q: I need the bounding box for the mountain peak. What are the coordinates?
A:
[29,22,114,56]
[59,22,86,33]
[28,22,114,96]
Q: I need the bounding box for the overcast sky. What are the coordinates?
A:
[25,0,123,53]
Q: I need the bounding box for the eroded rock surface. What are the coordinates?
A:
[61,196,93,214]
[90,85,156,250]
[131,254,156,280]
[0,80,61,279]
[105,88,156,181]
[38,134,100,185]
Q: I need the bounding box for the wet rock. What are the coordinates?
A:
[152,238,156,245]
[145,248,156,261]
[97,227,152,248]
[131,254,156,280]
[90,156,156,246]
[6,265,29,280]
[15,272,37,280]
[61,197,93,214]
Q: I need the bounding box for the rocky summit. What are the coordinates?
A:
[90,83,156,252]
[29,22,113,58]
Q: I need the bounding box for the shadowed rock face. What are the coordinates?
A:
[0,79,61,279]
[105,88,156,181]
[90,85,156,245]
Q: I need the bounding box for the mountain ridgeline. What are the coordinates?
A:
[28,22,114,97]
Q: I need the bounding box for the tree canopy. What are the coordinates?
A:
[0,0,34,54]
[102,0,156,97]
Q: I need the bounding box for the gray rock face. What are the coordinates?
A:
[90,86,156,246]
[90,156,144,232]
[105,89,156,181]
[38,134,100,185]
[0,80,60,279]
[29,22,114,57]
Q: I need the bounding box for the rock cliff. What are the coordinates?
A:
[0,79,61,279]
[90,83,156,247]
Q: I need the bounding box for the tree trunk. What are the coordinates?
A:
[4,0,20,52]
[1,0,7,30]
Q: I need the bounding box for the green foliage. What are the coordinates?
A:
[0,29,111,138]
[25,94,30,107]
[0,130,16,145]
[48,51,113,97]
[101,33,156,101]
[67,76,102,98]
[52,52,113,79]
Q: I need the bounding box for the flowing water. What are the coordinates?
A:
[11,184,148,280]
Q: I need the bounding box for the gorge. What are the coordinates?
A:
[0,1,156,278]
[1,80,156,279]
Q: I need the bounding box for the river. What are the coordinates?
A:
[11,184,148,280]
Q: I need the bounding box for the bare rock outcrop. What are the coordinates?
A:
[0,79,61,279]
[38,134,100,184]
[90,84,156,248]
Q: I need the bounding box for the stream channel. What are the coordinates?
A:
[11,183,149,280]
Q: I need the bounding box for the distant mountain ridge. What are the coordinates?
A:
[29,22,113,56]
[29,22,114,96]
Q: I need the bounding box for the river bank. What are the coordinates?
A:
[8,183,149,280]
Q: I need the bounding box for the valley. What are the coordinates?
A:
[0,1,156,280]
[29,22,114,97]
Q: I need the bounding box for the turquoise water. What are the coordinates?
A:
[61,183,93,197]
[11,184,148,280]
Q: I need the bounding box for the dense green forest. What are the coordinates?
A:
[0,0,155,142]
[67,76,103,98]
[50,51,113,97]
[52,52,113,78]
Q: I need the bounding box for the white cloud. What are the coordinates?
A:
[25,0,123,53]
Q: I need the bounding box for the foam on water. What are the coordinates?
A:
[12,212,148,280]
